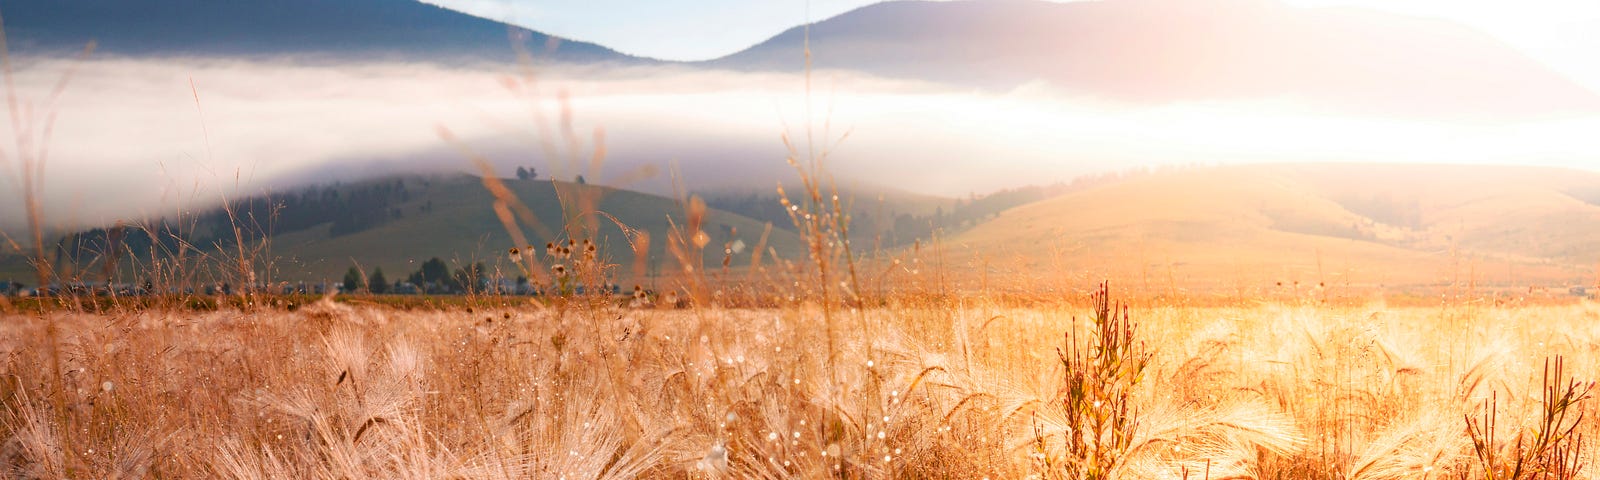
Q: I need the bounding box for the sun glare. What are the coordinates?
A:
[1282,0,1600,46]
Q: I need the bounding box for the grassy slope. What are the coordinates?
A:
[265,174,802,284]
[701,179,959,248]
[946,164,1600,293]
[0,174,802,286]
[13,164,1600,294]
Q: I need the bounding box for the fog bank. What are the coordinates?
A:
[2,56,1597,234]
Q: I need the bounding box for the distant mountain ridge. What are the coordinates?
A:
[710,0,1600,117]
[6,0,1591,117]
[0,0,641,63]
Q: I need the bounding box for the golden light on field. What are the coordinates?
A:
[6,1,1600,478]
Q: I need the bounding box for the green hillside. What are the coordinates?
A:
[6,174,804,288]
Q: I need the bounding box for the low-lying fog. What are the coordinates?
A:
[2,56,1598,233]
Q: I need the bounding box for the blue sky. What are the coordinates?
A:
[421,0,877,60]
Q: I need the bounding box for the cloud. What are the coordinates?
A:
[1,56,1597,236]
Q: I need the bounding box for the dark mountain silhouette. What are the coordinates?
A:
[0,0,641,63]
[710,0,1600,117]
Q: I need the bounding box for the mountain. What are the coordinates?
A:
[0,0,640,63]
[11,174,801,286]
[944,164,1600,293]
[710,0,1600,118]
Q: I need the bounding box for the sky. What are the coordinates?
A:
[424,0,1600,89]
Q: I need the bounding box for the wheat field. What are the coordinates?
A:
[2,289,1597,479]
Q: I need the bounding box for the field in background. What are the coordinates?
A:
[4,287,1600,479]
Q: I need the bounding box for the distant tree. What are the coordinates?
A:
[575,175,587,185]
[408,257,457,293]
[526,167,537,180]
[342,266,362,293]
[516,166,529,180]
[420,258,449,284]
[369,267,388,294]
[454,262,487,294]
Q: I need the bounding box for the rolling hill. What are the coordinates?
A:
[13,165,1600,296]
[944,164,1600,294]
[710,0,1600,118]
[7,174,802,288]
[0,0,641,63]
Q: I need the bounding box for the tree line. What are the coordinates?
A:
[54,178,422,267]
[342,258,492,295]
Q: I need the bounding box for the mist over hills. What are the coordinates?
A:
[3,0,1598,293]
